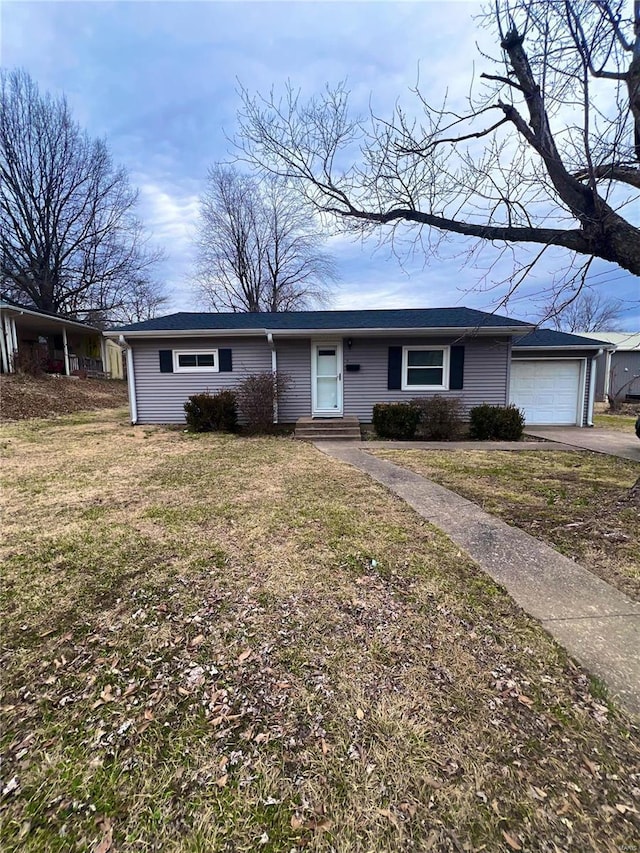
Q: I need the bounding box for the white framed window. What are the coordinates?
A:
[401,346,449,391]
[173,349,219,372]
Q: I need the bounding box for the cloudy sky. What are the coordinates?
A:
[2,0,638,326]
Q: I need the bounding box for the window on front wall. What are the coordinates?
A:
[174,349,219,372]
[402,346,449,390]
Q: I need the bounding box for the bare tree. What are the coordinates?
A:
[83,278,170,328]
[195,164,335,312]
[235,1,640,301]
[543,290,624,331]
[0,68,162,319]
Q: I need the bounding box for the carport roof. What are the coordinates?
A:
[0,297,101,334]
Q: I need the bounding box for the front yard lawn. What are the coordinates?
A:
[593,413,638,433]
[1,411,639,851]
[373,449,640,601]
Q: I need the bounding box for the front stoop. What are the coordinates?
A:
[295,416,362,441]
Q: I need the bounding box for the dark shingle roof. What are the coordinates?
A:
[514,329,610,348]
[111,307,532,333]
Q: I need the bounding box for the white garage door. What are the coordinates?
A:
[510,360,582,425]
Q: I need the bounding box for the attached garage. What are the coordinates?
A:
[511,329,608,427]
[510,359,583,425]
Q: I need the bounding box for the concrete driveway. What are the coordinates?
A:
[525,427,640,462]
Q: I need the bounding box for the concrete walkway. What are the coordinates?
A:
[316,442,640,715]
[525,427,640,462]
[363,440,578,452]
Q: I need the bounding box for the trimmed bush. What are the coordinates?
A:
[411,395,463,440]
[372,402,420,440]
[184,390,238,433]
[236,371,290,434]
[469,403,525,441]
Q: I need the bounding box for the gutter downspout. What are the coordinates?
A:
[119,335,138,424]
[267,332,277,424]
[586,348,603,427]
[603,348,613,401]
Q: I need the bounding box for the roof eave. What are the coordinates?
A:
[107,324,535,339]
[514,344,609,351]
[105,328,267,339]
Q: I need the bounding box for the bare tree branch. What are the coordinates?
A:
[0,69,163,320]
[235,1,640,296]
[194,165,336,312]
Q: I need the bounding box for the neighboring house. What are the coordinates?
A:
[575,332,640,403]
[0,297,123,379]
[107,308,606,428]
[512,329,609,426]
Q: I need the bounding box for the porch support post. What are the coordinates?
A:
[10,317,18,357]
[100,336,108,376]
[62,325,70,376]
[3,313,15,372]
[0,311,9,373]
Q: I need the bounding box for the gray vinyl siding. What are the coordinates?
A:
[131,333,514,424]
[276,339,311,422]
[342,336,511,421]
[610,351,640,399]
[511,348,594,426]
[132,337,271,423]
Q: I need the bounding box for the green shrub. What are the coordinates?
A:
[372,402,420,440]
[411,395,463,440]
[236,371,290,434]
[469,403,524,441]
[184,391,238,433]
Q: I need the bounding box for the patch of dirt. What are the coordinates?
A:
[0,374,128,420]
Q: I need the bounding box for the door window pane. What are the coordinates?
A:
[317,348,337,377]
[317,376,338,408]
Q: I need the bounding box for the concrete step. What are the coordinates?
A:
[297,433,362,441]
[294,416,361,441]
[295,424,361,432]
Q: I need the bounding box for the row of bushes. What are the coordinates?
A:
[372,398,525,441]
[184,372,287,434]
[185,380,525,442]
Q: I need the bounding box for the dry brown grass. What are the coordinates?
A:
[0,374,128,421]
[373,449,640,602]
[1,411,639,852]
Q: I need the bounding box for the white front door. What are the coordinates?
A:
[312,341,343,416]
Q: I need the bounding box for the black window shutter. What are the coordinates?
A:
[388,346,402,390]
[450,345,465,389]
[219,348,232,372]
[159,350,173,373]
